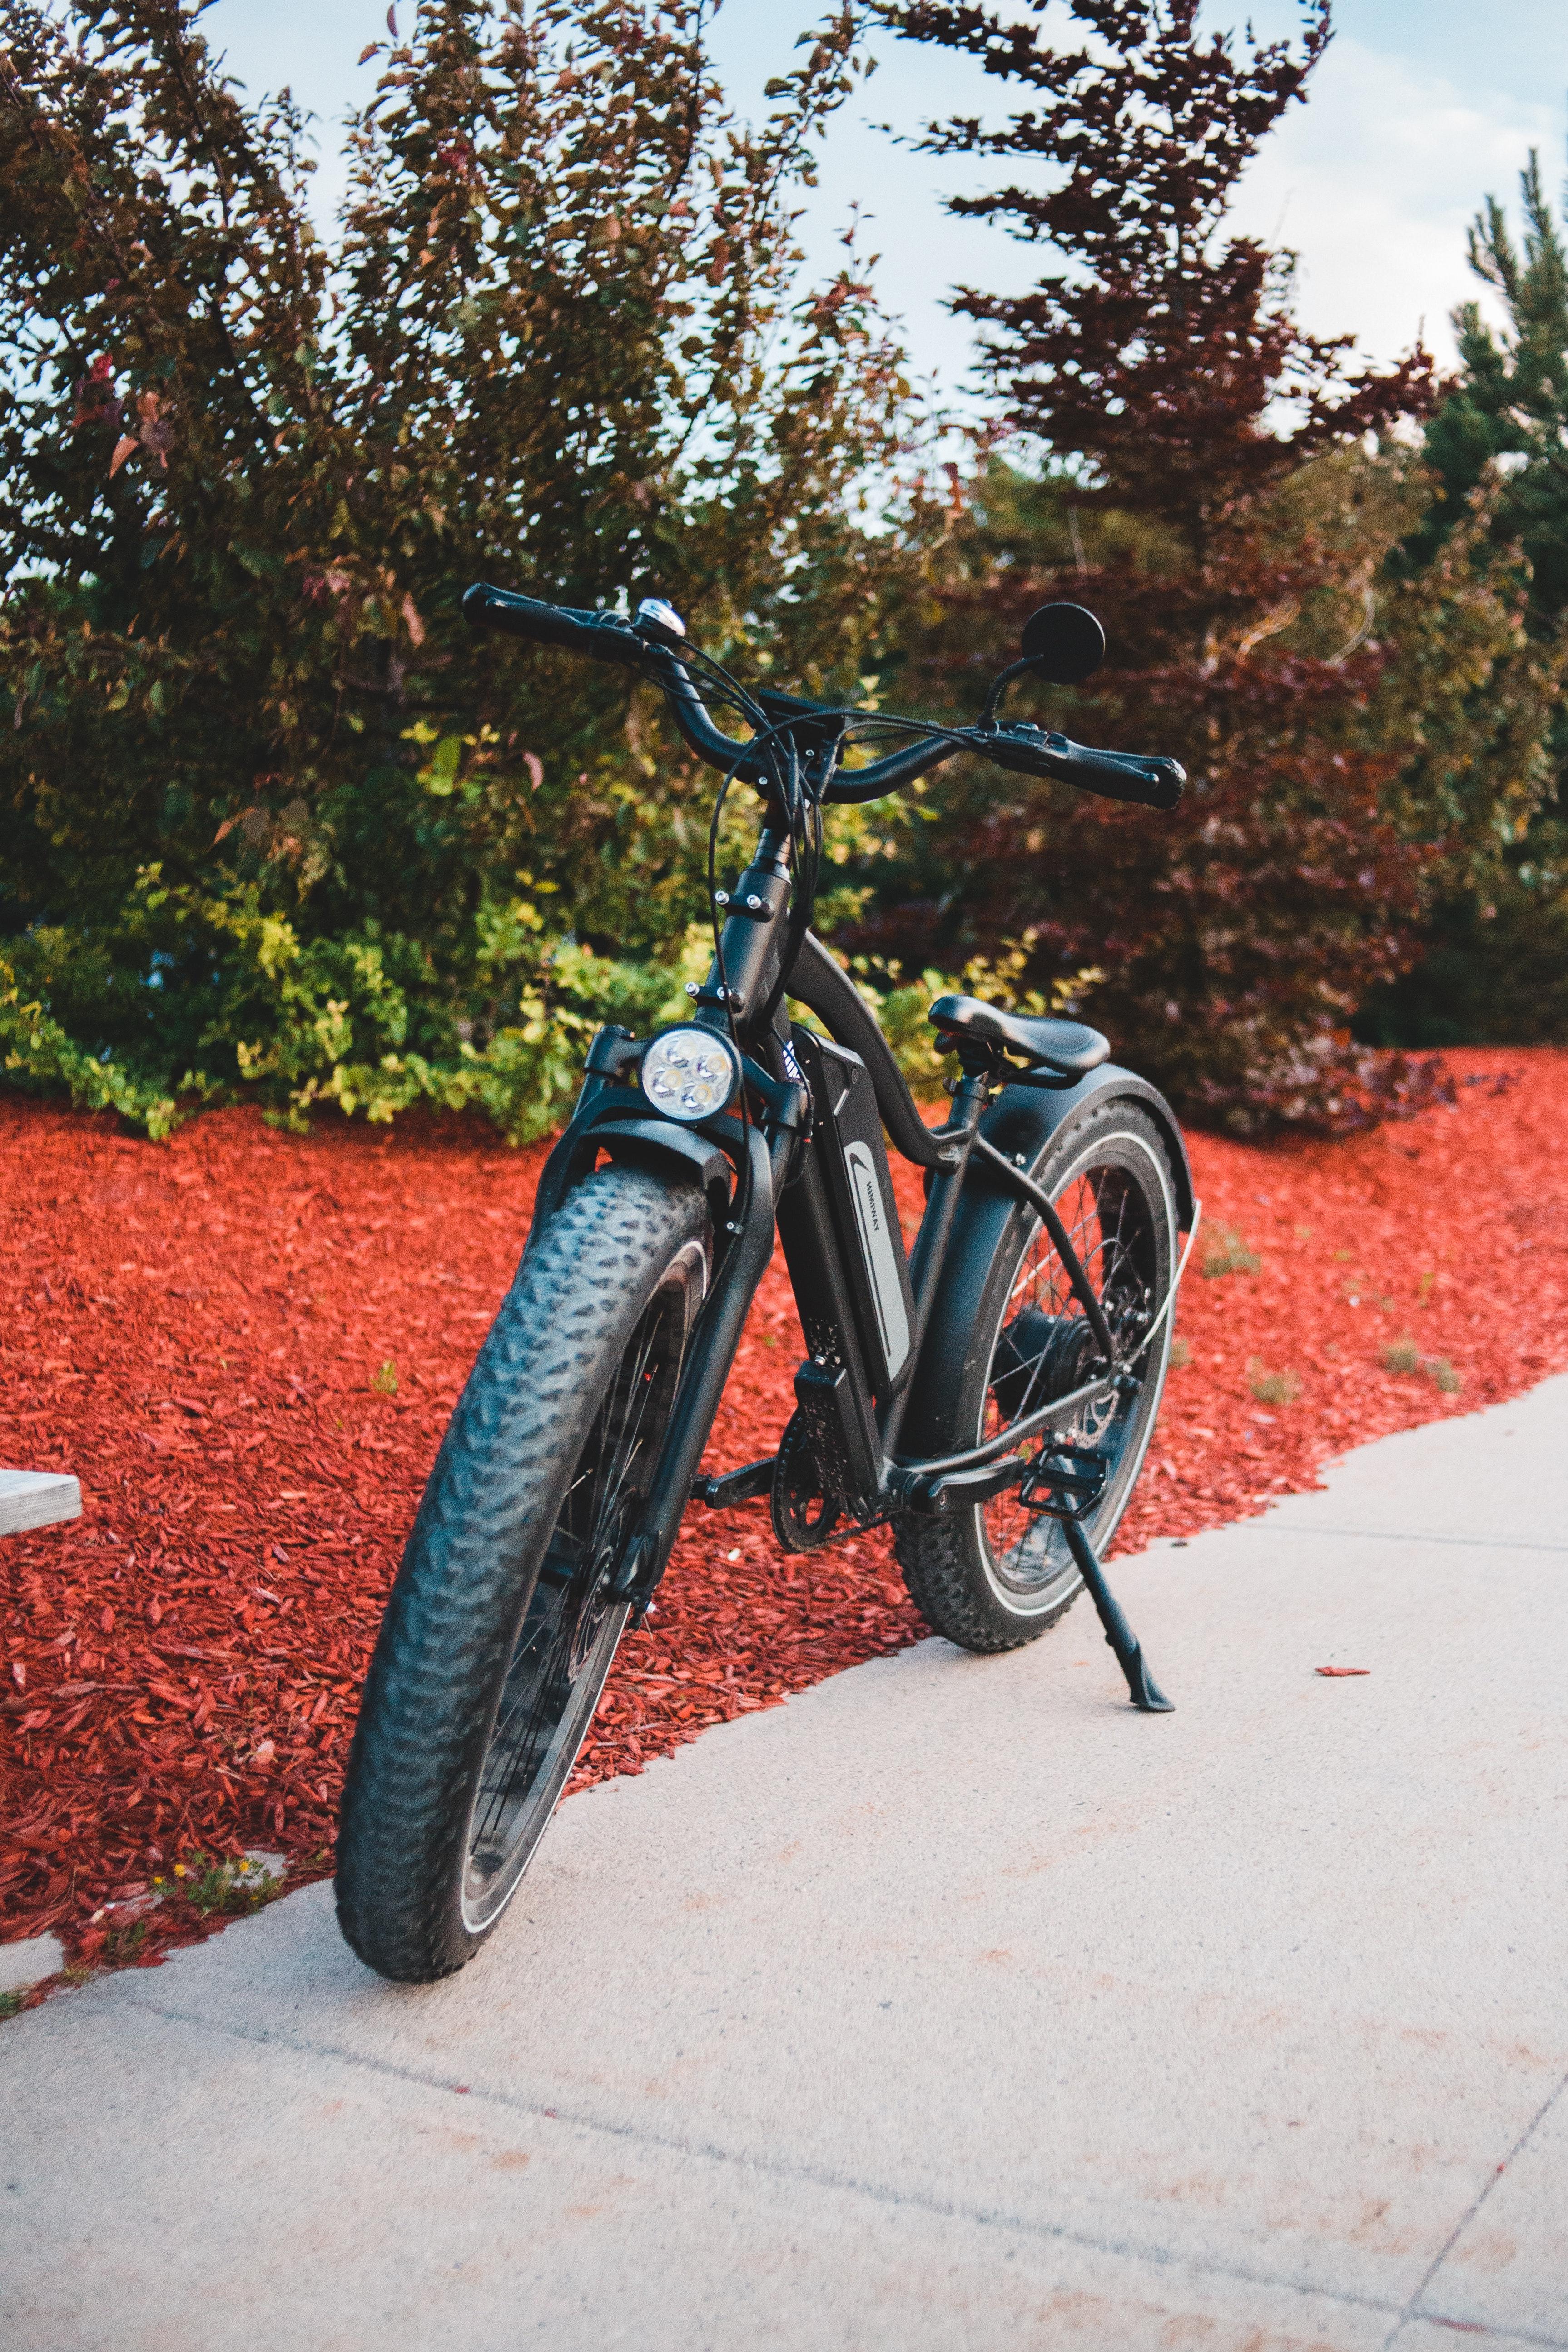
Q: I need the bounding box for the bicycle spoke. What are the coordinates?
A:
[982,1143,1167,1587]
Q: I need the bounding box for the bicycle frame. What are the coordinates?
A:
[518,796,1197,1618]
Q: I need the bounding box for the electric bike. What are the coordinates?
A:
[337,584,1199,1982]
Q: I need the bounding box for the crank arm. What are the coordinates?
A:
[890,1453,1032,1517]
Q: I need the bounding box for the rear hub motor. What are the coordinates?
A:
[990,1306,1098,1425]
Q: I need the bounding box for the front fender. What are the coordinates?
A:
[523,1092,735,1255]
[594,1117,734,1218]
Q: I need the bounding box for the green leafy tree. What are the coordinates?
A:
[1364,145,1568,1047]
[0,0,933,1135]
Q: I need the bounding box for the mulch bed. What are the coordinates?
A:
[3,1047,1565,1984]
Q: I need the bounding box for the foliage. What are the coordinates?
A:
[0,0,937,1134]
[149,1850,284,1917]
[1362,142,1568,1047]
[1418,150,1568,629]
[1382,1337,1460,1393]
[5,0,1562,1143]
[861,0,1560,1126]
[1201,1226,1260,1279]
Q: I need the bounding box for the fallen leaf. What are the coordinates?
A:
[1316,1667,1370,1677]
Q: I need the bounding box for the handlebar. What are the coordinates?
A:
[461,581,1185,814]
[979,723,1186,812]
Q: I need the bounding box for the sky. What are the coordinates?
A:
[202,0,1568,400]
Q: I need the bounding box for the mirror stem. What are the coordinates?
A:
[978,657,1038,728]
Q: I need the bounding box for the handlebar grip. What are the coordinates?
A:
[462,580,778,782]
[985,725,1186,811]
[461,581,647,672]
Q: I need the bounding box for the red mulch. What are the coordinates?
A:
[2,1047,1565,1985]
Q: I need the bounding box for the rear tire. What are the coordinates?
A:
[336,1167,710,1982]
[895,1099,1177,1655]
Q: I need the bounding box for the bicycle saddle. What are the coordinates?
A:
[926,994,1110,1079]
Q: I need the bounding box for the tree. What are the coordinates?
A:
[860,0,1554,1125]
[1364,144,1568,1047]
[0,0,932,1135]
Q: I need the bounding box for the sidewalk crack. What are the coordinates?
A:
[1381,2064,1568,2351]
[123,1991,1417,2330]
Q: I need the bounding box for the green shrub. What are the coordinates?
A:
[0,1,932,1138]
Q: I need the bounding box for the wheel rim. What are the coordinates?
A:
[460,1241,704,1933]
[978,1134,1171,1609]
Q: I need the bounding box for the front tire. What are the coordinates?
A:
[895,1098,1178,1654]
[336,1167,710,1982]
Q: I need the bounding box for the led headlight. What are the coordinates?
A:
[639,1027,741,1123]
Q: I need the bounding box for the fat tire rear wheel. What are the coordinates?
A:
[336,1167,710,1983]
[895,1100,1178,1655]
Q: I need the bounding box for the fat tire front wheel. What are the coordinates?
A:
[336,1167,710,1983]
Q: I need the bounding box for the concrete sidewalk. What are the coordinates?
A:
[4,1379,1566,2351]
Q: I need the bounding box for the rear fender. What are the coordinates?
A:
[901,1067,1192,1461]
[978,1066,1193,1231]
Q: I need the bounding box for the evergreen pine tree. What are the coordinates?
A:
[1366,148,1568,1047]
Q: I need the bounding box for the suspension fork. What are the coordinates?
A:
[614,1119,785,1611]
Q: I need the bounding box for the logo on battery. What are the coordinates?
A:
[844,1141,910,1380]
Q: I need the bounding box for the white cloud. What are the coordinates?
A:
[1227,35,1559,370]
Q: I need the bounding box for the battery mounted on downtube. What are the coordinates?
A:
[789,1027,915,1397]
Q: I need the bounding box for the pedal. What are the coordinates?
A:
[1018,1442,1109,1523]
[691,1456,777,1511]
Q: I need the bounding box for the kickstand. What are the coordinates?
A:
[1059,1515,1173,1713]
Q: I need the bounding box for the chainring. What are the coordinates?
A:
[769,1407,844,1553]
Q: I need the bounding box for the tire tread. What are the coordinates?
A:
[336,1167,706,1981]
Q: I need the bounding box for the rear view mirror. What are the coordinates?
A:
[1020,603,1106,686]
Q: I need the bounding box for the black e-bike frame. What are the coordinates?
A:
[477,589,1198,1633]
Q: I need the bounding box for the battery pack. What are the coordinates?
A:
[789,1026,915,1398]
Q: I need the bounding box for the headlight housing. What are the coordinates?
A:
[639,1026,742,1123]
